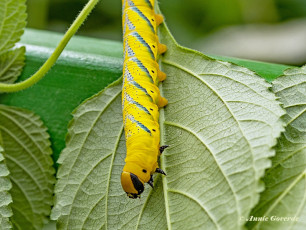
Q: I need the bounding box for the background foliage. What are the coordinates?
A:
[26,0,306,65]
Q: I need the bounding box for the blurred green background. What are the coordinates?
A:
[26,0,306,65]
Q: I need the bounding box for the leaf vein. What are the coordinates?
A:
[164,121,241,224]
[169,189,220,230]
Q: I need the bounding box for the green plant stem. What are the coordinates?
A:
[0,0,100,93]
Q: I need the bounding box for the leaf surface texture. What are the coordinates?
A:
[0,47,25,83]
[0,105,55,230]
[248,65,306,230]
[0,0,26,53]
[0,141,13,230]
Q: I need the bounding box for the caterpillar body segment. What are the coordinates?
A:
[121,0,167,199]
[122,0,155,8]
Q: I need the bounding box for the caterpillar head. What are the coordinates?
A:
[121,171,144,199]
[121,157,156,198]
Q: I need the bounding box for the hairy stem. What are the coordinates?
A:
[0,0,100,93]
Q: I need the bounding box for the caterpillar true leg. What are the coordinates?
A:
[159,145,169,153]
[155,168,167,175]
[148,175,154,188]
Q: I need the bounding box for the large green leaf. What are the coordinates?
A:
[158,21,284,229]
[0,47,25,83]
[0,0,26,87]
[0,0,27,53]
[247,66,306,230]
[0,136,13,230]
[51,19,284,229]
[0,105,55,230]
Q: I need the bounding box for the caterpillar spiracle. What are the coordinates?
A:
[121,0,168,199]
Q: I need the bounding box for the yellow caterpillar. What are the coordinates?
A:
[121,0,168,199]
